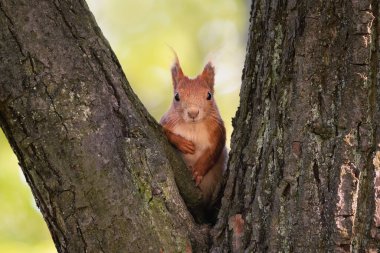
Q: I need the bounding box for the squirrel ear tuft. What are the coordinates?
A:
[201,62,215,88]
[171,56,184,89]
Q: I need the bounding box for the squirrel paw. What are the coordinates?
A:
[195,175,203,186]
[178,139,195,154]
[192,170,203,186]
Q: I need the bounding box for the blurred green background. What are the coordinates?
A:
[0,0,248,252]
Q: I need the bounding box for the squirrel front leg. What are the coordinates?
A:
[192,122,226,185]
[162,126,195,154]
[191,149,215,185]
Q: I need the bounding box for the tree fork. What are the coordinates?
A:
[2,0,380,252]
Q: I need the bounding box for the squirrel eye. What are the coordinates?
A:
[174,92,180,101]
[207,91,212,100]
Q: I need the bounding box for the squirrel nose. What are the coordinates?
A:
[188,109,199,119]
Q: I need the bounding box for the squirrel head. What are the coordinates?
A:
[171,56,217,123]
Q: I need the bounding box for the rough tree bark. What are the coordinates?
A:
[0,0,206,252]
[1,0,380,252]
[213,0,380,252]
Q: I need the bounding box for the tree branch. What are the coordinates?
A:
[0,0,205,251]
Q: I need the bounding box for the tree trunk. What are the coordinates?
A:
[213,0,380,252]
[0,0,206,252]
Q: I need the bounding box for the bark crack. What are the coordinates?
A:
[26,53,70,135]
[76,220,88,252]
[42,80,69,135]
[0,114,69,250]
[90,50,121,110]
[6,26,25,56]
[0,1,14,25]
[0,3,26,57]
[90,48,132,140]
[27,162,68,251]
[53,0,88,55]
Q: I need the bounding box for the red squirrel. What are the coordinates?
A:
[160,55,227,205]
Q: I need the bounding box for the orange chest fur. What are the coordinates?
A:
[171,122,212,166]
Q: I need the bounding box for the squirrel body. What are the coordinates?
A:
[160,56,227,205]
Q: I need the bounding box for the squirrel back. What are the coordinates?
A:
[160,56,227,206]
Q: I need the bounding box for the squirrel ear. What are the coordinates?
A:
[171,57,184,89]
[201,62,215,88]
